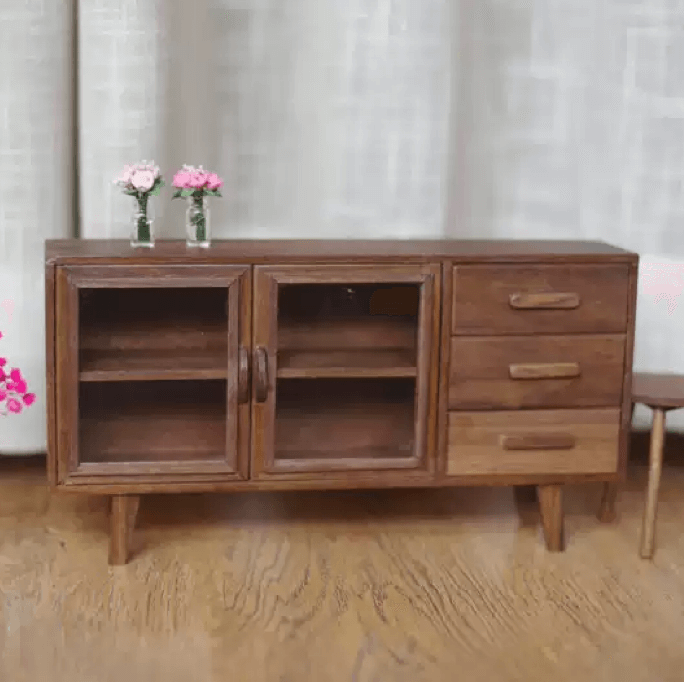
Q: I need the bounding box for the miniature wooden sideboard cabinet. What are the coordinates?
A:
[45,239,638,564]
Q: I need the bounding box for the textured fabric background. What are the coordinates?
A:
[2,0,684,450]
[0,2,73,453]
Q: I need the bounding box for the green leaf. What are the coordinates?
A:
[148,185,163,196]
[122,189,138,196]
[172,189,183,199]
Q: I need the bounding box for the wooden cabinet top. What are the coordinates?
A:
[45,238,638,265]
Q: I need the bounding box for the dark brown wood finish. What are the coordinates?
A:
[55,264,251,481]
[45,262,58,487]
[45,239,638,563]
[451,264,630,335]
[448,335,625,410]
[251,264,440,476]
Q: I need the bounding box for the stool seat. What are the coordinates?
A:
[633,372,684,410]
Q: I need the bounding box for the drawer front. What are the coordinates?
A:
[448,335,625,410]
[452,264,629,335]
[446,409,620,476]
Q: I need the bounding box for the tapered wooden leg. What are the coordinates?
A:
[598,483,618,523]
[538,484,564,552]
[109,495,140,565]
[640,408,666,559]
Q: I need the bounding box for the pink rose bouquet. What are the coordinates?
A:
[172,165,223,246]
[0,331,36,417]
[114,161,164,246]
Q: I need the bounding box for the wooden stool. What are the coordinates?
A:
[632,372,684,559]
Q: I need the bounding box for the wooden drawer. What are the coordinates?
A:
[452,264,629,335]
[446,409,620,476]
[448,335,625,410]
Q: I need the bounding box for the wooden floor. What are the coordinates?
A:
[1,436,684,681]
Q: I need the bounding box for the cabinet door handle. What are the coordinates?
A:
[509,292,580,309]
[237,346,250,404]
[508,362,580,380]
[500,433,576,450]
[254,346,269,403]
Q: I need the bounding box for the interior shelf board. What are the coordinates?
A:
[276,348,417,379]
[79,349,227,382]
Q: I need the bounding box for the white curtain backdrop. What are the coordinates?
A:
[3,0,684,452]
[0,2,73,454]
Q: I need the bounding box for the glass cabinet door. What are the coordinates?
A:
[251,264,440,477]
[55,265,251,483]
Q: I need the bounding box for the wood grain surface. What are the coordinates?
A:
[1,452,683,681]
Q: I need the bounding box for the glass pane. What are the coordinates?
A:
[79,380,227,465]
[274,377,416,467]
[78,287,228,381]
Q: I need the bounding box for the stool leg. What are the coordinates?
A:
[640,408,666,559]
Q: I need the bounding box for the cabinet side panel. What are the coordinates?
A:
[618,260,639,481]
[45,262,57,487]
[55,267,79,482]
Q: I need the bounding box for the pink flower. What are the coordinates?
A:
[172,170,191,189]
[0,331,3,339]
[189,171,208,189]
[13,379,27,394]
[0,369,5,382]
[0,389,6,401]
[9,368,21,382]
[6,398,21,414]
[5,382,16,392]
[206,173,223,191]
[23,393,36,406]
[0,357,6,366]
[130,168,156,191]
[116,166,133,185]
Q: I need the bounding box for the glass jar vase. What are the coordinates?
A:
[130,196,154,248]
[186,195,211,247]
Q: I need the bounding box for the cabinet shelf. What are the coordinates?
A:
[276,348,417,379]
[79,380,228,466]
[273,378,417,470]
[79,348,227,382]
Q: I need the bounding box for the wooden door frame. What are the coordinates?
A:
[251,263,441,478]
[54,264,252,484]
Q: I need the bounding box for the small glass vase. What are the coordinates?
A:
[186,195,211,248]
[130,196,154,248]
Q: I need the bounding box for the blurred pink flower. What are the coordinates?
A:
[189,171,208,189]
[6,398,21,414]
[206,173,223,191]
[9,368,21,382]
[0,389,6,401]
[130,168,156,191]
[0,357,6,366]
[172,170,191,188]
[23,393,36,406]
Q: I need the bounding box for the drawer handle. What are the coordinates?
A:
[254,346,269,403]
[509,292,580,309]
[509,362,580,380]
[500,433,576,451]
